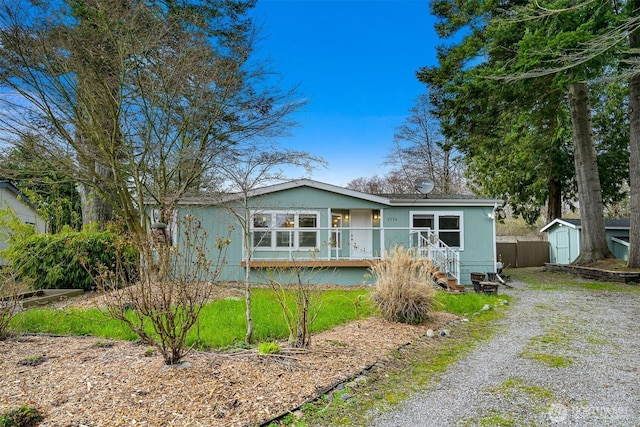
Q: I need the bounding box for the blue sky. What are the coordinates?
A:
[250,0,439,186]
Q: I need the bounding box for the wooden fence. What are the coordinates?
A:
[496,239,550,268]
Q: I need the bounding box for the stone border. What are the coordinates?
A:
[544,263,640,283]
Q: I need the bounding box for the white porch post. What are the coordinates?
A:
[326,208,331,260]
[380,209,385,259]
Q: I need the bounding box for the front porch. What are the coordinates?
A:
[241,259,375,268]
[246,221,460,283]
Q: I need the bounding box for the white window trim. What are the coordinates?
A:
[250,210,321,251]
[410,210,464,251]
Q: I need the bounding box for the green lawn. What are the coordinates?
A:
[11,288,375,349]
[11,286,505,350]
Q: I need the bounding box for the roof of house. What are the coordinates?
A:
[0,180,38,211]
[179,179,503,207]
[540,218,630,233]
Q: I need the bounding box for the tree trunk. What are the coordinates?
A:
[567,82,612,264]
[547,178,562,222]
[72,0,122,229]
[77,181,113,227]
[74,101,115,229]
[243,202,253,344]
[442,147,451,194]
[628,7,640,268]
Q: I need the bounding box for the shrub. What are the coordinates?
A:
[258,341,282,355]
[0,405,44,427]
[3,230,136,291]
[96,215,229,365]
[265,264,324,348]
[0,270,22,340]
[370,245,439,324]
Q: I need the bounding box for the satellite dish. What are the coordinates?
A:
[414,179,434,196]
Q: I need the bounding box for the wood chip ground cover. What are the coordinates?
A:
[0,307,456,426]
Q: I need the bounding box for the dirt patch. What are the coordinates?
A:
[582,258,639,272]
[0,294,457,426]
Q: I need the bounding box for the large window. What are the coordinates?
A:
[438,215,461,247]
[410,211,463,249]
[251,211,319,250]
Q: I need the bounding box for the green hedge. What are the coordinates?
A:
[5,231,136,291]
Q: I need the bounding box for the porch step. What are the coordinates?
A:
[446,278,466,292]
[434,271,465,293]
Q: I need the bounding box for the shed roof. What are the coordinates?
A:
[540,218,630,233]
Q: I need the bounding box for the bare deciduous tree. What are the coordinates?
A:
[264,263,324,348]
[345,175,401,194]
[385,94,467,195]
[95,215,230,365]
[0,0,302,237]
[211,142,325,344]
[0,271,22,340]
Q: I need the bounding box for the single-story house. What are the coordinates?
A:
[0,181,48,258]
[170,179,502,286]
[540,218,630,264]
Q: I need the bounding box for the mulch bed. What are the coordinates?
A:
[0,311,457,426]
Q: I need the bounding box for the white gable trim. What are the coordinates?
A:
[540,218,579,233]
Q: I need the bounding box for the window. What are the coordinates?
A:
[439,215,461,247]
[275,213,294,248]
[410,211,463,249]
[250,211,320,250]
[252,213,272,247]
[298,214,318,247]
[412,214,434,229]
[411,214,434,247]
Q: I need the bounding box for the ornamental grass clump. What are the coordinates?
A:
[370,245,439,324]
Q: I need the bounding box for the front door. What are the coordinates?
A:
[350,209,372,258]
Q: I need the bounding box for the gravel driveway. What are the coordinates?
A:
[370,279,640,427]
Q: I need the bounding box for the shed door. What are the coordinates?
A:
[350,210,372,258]
[554,228,570,264]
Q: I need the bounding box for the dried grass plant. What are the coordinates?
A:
[370,245,440,324]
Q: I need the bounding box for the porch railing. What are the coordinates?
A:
[247,226,460,282]
[411,230,460,283]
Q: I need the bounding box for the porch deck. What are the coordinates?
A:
[241,259,378,268]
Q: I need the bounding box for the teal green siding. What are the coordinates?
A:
[174,185,499,286]
[611,239,629,261]
[548,226,580,264]
[547,224,630,264]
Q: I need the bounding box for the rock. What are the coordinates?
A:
[346,375,367,388]
[162,361,192,370]
[340,393,351,401]
[439,329,450,337]
[426,329,435,338]
[354,375,368,384]
[481,304,491,311]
